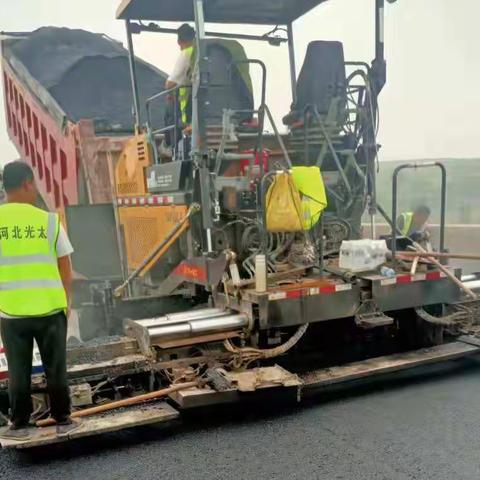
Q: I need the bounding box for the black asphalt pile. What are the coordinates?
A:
[67,335,128,365]
[5,27,168,132]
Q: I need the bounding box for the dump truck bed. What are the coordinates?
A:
[1,27,166,211]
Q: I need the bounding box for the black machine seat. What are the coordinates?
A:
[203,39,254,125]
[283,41,347,127]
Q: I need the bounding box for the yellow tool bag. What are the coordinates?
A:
[291,166,328,230]
[266,172,303,232]
[266,167,328,232]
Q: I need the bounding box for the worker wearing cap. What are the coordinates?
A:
[397,205,431,238]
[165,24,196,129]
[397,205,432,247]
[0,161,78,440]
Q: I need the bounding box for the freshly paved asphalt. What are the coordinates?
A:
[2,357,480,480]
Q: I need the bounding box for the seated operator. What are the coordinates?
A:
[397,205,431,247]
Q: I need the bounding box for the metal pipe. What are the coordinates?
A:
[130,23,288,44]
[149,323,192,339]
[264,105,292,167]
[230,59,267,177]
[375,0,385,63]
[134,308,228,329]
[145,86,178,129]
[192,0,207,156]
[462,274,480,283]
[462,280,480,292]
[190,315,247,334]
[324,265,356,283]
[148,314,248,341]
[309,105,351,194]
[287,23,297,106]
[125,20,142,128]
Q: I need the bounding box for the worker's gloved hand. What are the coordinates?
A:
[410,231,429,243]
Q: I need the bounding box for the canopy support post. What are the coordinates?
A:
[125,19,142,129]
[287,23,297,106]
[192,0,214,252]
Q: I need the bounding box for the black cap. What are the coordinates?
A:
[3,160,34,192]
[177,23,195,43]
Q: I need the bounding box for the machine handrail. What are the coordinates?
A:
[391,162,447,257]
[145,86,180,129]
[345,61,371,72]
[144,86,182,163]
[228,59,268,176]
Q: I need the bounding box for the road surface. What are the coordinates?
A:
[1,357,480,480]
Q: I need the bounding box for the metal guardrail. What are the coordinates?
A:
[391,162,446,257]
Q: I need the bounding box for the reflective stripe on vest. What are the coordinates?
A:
[0,203,67,317]
[179,46,195,125]
[0,279,64,291]
[399,212,414,237]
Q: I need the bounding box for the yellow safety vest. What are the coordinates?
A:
[399,212,414,237]
[179,46,195,125]
[291,166,328,230]
[0,203,67,317]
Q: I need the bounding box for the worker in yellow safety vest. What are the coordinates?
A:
[165,23,196,128]
[397,205,431,238]
[0,161,79,440]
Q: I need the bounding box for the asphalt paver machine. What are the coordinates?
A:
[2,0,480,448]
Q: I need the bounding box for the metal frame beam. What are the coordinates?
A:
[129,22,288,44]
[287,23,297,105]
[192,0,214,251]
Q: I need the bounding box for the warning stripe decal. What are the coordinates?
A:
[268,271,449,301]
[268,283,352,301]
[117,195,175,206]
[380,271,446,287]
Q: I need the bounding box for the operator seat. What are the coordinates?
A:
[168,39,253,156]
[203,39,254,125]
[283,41,347,127]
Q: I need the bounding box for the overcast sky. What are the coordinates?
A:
[1,0,480,163]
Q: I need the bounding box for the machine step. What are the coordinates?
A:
[355,311,394,329]
[0,402,179,450]
[301,340,480,389]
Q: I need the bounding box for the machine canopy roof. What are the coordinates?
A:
[116,0,329,25]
